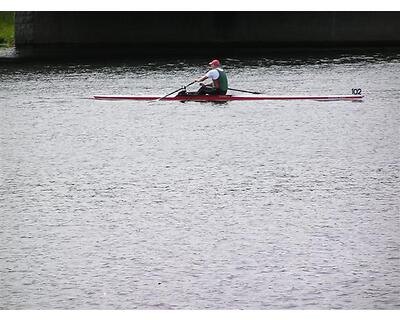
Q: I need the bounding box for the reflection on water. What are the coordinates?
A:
[0,52,399,309]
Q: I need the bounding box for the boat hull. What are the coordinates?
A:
[93,94,364,101]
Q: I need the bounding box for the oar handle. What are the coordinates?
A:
[183,81,196,89]
[158,81,196,101]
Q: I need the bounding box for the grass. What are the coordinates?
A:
[0,12,15,47]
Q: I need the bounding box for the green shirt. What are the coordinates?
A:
[216,68,228,92]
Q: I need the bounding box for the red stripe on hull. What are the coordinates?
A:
[93,95,364,101]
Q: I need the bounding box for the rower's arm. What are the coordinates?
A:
[195,75,208,82]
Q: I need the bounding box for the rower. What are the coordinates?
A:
[194,59,228,95]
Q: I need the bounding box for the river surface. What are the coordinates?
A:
[0,51,399,309]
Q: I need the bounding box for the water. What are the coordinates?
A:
[1,52,399,309]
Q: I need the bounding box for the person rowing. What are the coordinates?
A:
[177,59,228,96]
[195,59,228,95]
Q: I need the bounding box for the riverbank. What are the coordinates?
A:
[0,12,14,47]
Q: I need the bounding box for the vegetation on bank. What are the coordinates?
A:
[0,12,15,47]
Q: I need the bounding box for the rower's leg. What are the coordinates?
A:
[197,86,206,95]
[176,90,188,96]
[197,86,217,95]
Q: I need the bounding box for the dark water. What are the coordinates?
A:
[1,52,399,309]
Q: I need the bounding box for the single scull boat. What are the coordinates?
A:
[93,94,364,102]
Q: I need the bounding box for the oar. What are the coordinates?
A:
[228,87,262,95]
[157,81,196,101]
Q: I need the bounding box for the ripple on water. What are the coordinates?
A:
[1,54,399,309]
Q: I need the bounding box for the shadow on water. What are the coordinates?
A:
[1,44,400,68]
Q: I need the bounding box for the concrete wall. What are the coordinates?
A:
[14,12,400,56]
